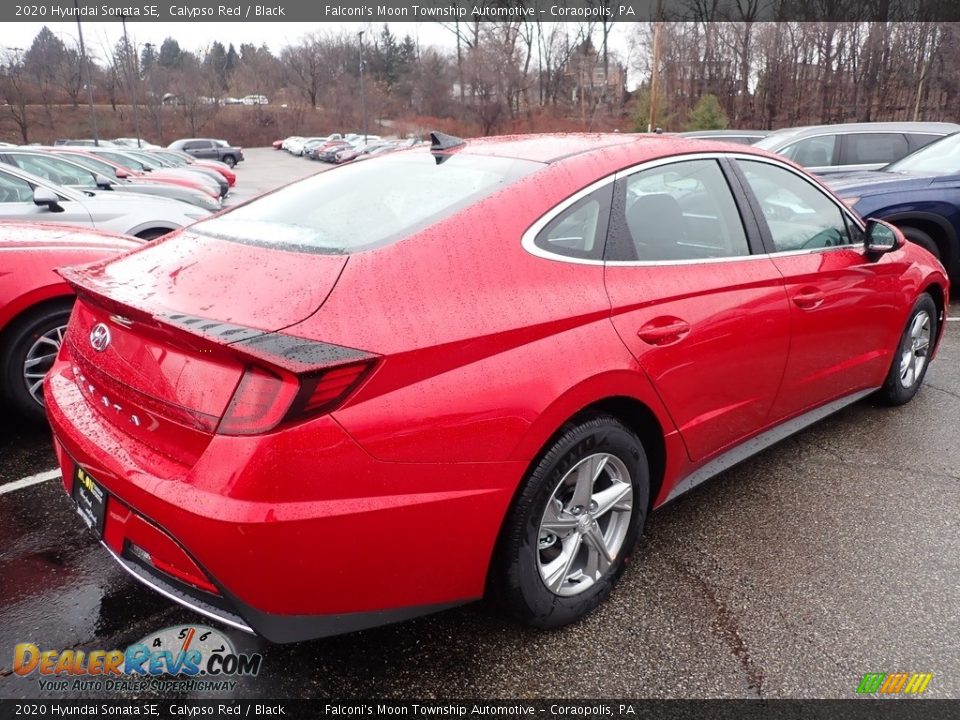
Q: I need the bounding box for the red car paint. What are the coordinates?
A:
[43,134,949,642]
[184,157,236,186]
[0,222,141,335]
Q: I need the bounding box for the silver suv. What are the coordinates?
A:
[754,121,960,175]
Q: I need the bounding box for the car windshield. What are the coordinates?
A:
[192,151,542,253]
[886,132,960,175]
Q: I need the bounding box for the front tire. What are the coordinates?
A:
[222,155,237,168]
[491,415,649,629]
[899,226,941,262]
[878,294,938,405]
[0,300,73,423]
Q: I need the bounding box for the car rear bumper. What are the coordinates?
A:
[45,357,523,642]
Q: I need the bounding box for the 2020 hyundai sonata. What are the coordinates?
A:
[45,133,949,642]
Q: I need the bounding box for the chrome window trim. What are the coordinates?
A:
[521,151,867,267]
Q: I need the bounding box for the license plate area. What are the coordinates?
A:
[72,465,107,538]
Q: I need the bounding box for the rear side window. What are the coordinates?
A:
[605,159,750,262]
[841,133,908,165]
[534,184,613,260]
[906,133,942,152]
[194,152,542,253]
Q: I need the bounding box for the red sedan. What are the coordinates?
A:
[0,223,140,421]
[44,133,948,642]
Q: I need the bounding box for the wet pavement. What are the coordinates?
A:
[1,151,958,699]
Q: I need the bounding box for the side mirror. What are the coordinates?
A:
[32,186,61,211]
[94,174,112,189]
[864,218,902,254]
[114,167,129,179]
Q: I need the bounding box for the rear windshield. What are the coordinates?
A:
[191,151,543,253]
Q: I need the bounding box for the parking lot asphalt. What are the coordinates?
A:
[1,149,958,700]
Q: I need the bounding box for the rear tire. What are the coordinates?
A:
[0,300,73,423]
[136,229,169,241]
[899,226,941,261]
[490,415,649,629]
[878,294,938,406]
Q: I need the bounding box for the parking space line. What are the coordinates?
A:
[0,468,61,495]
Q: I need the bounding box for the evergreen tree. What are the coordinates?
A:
[158,38,183,69]
[687,94,728,130]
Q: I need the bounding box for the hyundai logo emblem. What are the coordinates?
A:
[89,323,111,352]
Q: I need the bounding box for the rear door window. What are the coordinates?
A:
[605,159,751,262]
[781,135,837,167]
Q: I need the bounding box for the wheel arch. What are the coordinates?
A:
[921,280,949,352]
[885,211,959,273]
[484,390,672,598]
[0,284,74,337]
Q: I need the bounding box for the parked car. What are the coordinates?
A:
[333,142,396,164]
[241,94,269,105]
[678,129,769,144]
[122,148,230,196]
[753,122,960,175]
[168,138,244,168]
[281,136,303,152]
[311,140,352,162]
[828,130,960,280]
[0,150,221,212]
[52,148,220,201]
[0,163,209,239]
[74,147,225,198]
[0,223,140,421]
[112,138,162,150]
[53,139,118,147]
[43,133,947,642]
[148,149,237,187]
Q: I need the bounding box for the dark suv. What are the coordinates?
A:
[168,138,244,167]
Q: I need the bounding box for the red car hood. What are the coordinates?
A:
[57,229,347,334]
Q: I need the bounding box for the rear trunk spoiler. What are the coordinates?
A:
[58,266,373,375]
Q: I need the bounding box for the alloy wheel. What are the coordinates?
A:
[22,324,66,407]
[900,310,931,388]
[537,453,634,597]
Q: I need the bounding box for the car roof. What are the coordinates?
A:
[757,121,960,146]
[678,129,769,137]
[454,132,759,165]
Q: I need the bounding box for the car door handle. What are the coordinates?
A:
[793,288,825,309]
[637,318,691,345]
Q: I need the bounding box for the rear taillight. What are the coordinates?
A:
[296,362,374,416]
[217,360,376,436]
[217,366,298,436]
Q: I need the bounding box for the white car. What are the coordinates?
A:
[113,138,162,150]
[0,163,209,239]
[241,95,269,105]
